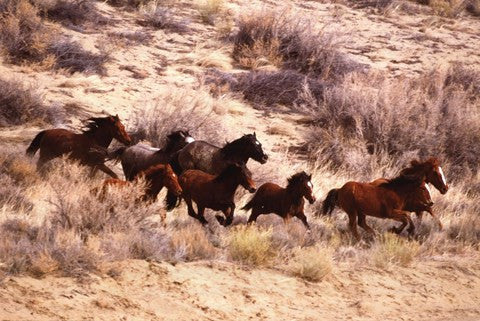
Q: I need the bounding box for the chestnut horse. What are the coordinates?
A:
[243,171,316,229]
[167,164,256,226]
[370,158,448,229]
[101,164,182,202]
[322,173,426,240]
[109,130,194,181]
[26,115,131,178]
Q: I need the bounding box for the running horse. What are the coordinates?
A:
[370,158,448,229]
[322,158,448,239]
[109,130,194,181]
[26,115,131,178]
[167,164,256,226]
[243,171,316,229]
[101,164,182,202]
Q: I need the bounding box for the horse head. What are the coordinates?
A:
[224,163,256,193]
[241,132,268,164]
[288,171,316,204]
[407,158,448,194]
[107,115,132,146]
[165,130,195,152]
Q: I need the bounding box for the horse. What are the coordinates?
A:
[101,164,182,202]
[26,115,131,178]
[167,164,256,226]
[109,130,194,181]
[370,157,448,229]
[322,172,427,240]
[172,132,268,175]
[243,171,316,229]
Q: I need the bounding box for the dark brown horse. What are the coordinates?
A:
[322,172,426,240]
[26,115,131,178]
[109,130,194,181]
[370,157,448,229]
[172,132,268,175]
[243,171,316,229]
[101,164,182,202]
[167,164,256,226]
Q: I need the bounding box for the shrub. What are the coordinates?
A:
[286,246,332,281]
[48,38,110,75]
[372,233,419,268]
[232,10,364,80]
[129,86,231,146]
[138,2,189,32]
[105,0,154,8]
[304,65,480,179]
[197,0,224,25]
[33,0,106,26]
[169,223,217,261]
[0,78,58,126]
[228,225,275,266]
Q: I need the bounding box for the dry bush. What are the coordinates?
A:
[169,222,217,261]
[105,0,153,8]
[228,225,275,266]
[138,2,190,33]
[285,246,332,281]
[129,86,231,146]
[372,233,419,268]
[108,30,154,46]
[0,0,109,73]
[0,0,55,65]
[0,78,59,126]
[33,0,106,26]
[466,0,480,15]
[233,10,364,80]
[48,39,110,75]
[304,65,480,179]
[197,0,225,25]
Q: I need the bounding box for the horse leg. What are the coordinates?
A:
[184,197,198,219]
[196,206,209,225]
[224,204,235,226]
[357,213,375,236]
[296,211,310,230]
[247,208,261,224]
[93,164,119,179]
[426,208,443,230]
[389,210,415,236]
[415,211,424,224]
[347,212,360,241]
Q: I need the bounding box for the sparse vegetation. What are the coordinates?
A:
[372,233,419,268]
[137,2,189,32]
[286,246,333,281]
[0,78,57,126]
[197,0,225,25]
[228,225,275,266]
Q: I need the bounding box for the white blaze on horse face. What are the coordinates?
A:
[438,167,447,186]
[185,137,195,143]
[255,140,260,145]
[424,183,432,200]
[307,181,313,190]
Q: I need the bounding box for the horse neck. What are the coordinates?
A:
[285,185,304,205]
[213,175,240,196]
[86,127,113,148]
[220,141,249,164]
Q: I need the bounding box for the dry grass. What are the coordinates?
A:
[33,0,106,26]
[372,233,420,268]
[286,246,333,281]
[232,9,364,80]
[138,1,190,33]
[0,78,59,127]
[169,222,217,261]
[129,85,233,146]
[228,225,275,266]
[197,0,225,25]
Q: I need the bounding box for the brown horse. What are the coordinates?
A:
[167,164,256,226]
[243,171,316,229]
[322,172,426,240]
[370,157,448,229]
[26,115,131,178]
[101,164,182,202]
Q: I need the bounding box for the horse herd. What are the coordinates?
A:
[25,115,449,240]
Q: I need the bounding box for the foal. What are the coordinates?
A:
[243,171,316,229]
[102,164,182,202]
[168,164,256,226]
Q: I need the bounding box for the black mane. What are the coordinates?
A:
[286,171,309,190]
[380,173,423,189]
[220,135,252,159]
[82,116,109,134]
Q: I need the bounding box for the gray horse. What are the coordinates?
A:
[110,130,194,180]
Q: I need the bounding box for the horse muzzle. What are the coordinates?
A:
[260,155,268,164]
[440,185,449,194]
[308,196,316,204]
[248,186,257,193]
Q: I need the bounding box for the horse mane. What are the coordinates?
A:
[286,171,309,191]
[160,130,188,153]
[82,116,110,134]
[380,172,423,189]
[400,157,439,177]
[142,164,167,180]
[214,164,246,182]
[220,135,251,159]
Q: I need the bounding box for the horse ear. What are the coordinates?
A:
[308,174,312,180]
[253,132,257,137]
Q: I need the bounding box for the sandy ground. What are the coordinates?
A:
[1,256,479,321]
[1,0,480,320]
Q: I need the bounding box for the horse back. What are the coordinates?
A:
[249,183,286,214]
[39,128,88,157]
[178,141,220,174]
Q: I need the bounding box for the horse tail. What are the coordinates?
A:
[26,131,45,156]
[165,190,180,211]
[108,146,127,163]
[321,188,339,216]
[169,151,183,176]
